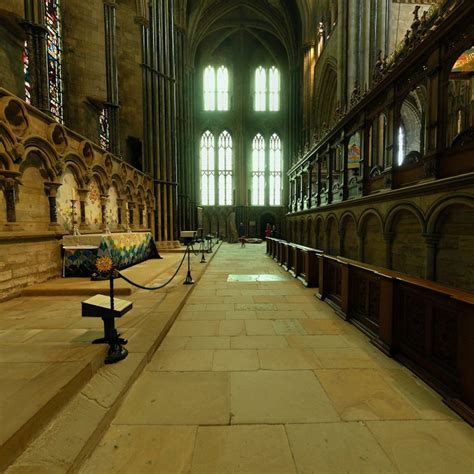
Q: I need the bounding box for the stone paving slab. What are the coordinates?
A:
[3,248,217,472]
[8,243,472,473]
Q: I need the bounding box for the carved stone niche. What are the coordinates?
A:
[80,140,94,167]
[104,153,113,175]
[0,98,29,137]
[121,163,127,180]
[48,123,68,155]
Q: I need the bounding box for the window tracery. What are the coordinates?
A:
[200,130,233,206]
[252,134,266,206]
[200,131,215,206]
[218,131,233,205]
[204,65,229,111]
[254,66,280,112]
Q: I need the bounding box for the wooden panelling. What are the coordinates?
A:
[267,236,474,426]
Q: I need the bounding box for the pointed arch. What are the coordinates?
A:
[314,58,338,130]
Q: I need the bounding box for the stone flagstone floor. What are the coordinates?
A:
[79,243,474,473]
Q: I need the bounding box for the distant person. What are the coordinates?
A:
[271,224,277,238]
[238,222,246,248]
[265,223,272,239]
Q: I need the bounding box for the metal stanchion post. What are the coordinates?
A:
[200,238,206,263]
[184,244,194,284]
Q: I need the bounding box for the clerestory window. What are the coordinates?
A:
[203,65,229,111]
[254,66,280,112]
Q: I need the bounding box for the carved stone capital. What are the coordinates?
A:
[77,188,89,200]
[100,194,109,206]
[44,182,61,197]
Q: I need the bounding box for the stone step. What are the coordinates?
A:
[4,243,221,472]
[0,343,106,471]
[21,258,182,297]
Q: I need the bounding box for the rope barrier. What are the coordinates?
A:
[116,244,189,291]
[113,236,219,291]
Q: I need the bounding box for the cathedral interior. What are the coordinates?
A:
[0,0,473,472]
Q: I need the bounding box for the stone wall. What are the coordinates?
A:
[0,236,62,301]
[0,2,25,98]
[0,89,155,301]
[62,0,107,142]
[0,0,145,166]
[117,2,144,167]
[202,206,287,241]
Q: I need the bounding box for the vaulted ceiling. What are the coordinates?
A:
[175,0,312,67]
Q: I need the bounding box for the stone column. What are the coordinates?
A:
[100,194,109,232]
[383,231,394,269]
[137,13,151,174]
[138,205,145,227]
[337,0,349,106]
[77,189,89,229]
[44,182,61,228]
[1,177,19,229]
[21,1,49,111]
[424,233,440,281]
[104,0,120,154]
[147,207,152,229]
[115,198,123,230]
[128,202,135,228]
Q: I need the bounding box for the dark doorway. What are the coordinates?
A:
[260,213,276,239]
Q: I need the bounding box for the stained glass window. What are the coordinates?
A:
[269,133,282,205]
[269,67,280,112]
[203,65,229,111]
[45,0,63,122]
[99,108,110,151]
[23,40,32,104]
[200,131,215,205]
[251,134,266,205]
[254,66,266,111]
[218,131,233,205]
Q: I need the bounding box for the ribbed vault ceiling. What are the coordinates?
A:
[179,0,304,66]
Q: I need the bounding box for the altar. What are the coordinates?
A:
[62,232,159,277]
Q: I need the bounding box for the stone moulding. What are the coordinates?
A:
[0,87,155,231]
